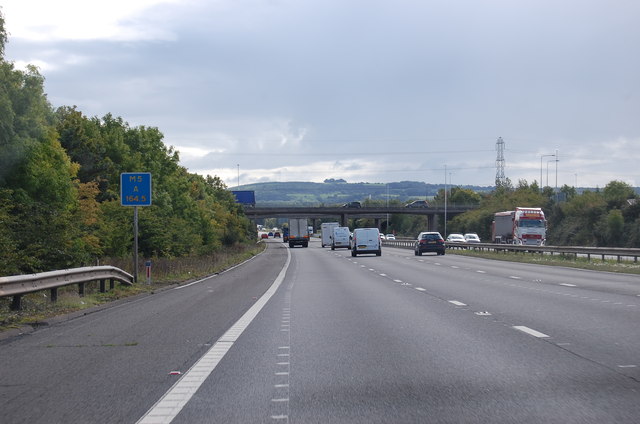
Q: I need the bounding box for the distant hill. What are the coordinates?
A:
[233,181,493,206]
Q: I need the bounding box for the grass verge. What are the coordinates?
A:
[448,248,640,274]
[0,242,266,333]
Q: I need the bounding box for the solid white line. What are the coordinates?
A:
[174,252,263,290]
[513,326,550,338]
[137,247,291,424]
[448,300,467,306]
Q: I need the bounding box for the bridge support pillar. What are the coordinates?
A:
[431,214,440,232]
[341,214,347,227]
[374,218,381,230]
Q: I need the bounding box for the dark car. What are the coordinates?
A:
[342,201,362,208]
[405,200,430,208]
[414,231,445,256]
[274,231,281,238]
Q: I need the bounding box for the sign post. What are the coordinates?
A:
[145,260,152,284]
[121,173,152,283]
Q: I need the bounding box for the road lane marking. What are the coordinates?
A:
[513,326,550,338]
[560,283,577,287]
[509,276,521,280]
[618,365,638,368]
[415,287,426,291]
[137,246,292,424]
[174,252,263,290]
[476,270,486,273]
[448,300,467,306]
[393,279,403,283]
[379,273,387,276]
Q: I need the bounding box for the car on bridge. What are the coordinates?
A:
[405,200,429,208]
[342,201,362,208]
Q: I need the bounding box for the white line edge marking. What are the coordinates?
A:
[448,300,467,306]
[174,251,263,290]
[137,246,292,424]
[513,326,550,338]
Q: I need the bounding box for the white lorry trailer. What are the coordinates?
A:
[321,222,339,248]
[288,218,309,248]
[492,207,546,246]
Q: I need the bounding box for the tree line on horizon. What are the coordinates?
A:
[0,16,253,276]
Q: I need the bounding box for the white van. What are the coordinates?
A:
[321,222,339,247]
[351,228,381,257]
[331,226,351,250]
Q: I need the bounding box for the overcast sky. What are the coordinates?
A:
[3,0,639,189]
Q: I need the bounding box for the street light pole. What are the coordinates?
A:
[540,154,555,191]
[444,164,447,237]
[555,149,559,194]
[386,183,389,234]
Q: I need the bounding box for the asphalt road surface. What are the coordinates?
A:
[1,239,640,423]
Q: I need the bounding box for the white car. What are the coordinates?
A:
[385,234,396,240]
[464,233,481,243]
[446,233,466,242]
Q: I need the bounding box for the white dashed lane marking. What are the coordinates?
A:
[448,300,467,306]
[513,326,550,338]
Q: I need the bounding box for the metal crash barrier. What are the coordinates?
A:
[0,266,134,311]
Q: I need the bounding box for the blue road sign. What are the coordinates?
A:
[121,172,152,206]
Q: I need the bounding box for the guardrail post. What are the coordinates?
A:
[110,278,115,290]
[11,295,22,311]
[79,282,85,297]
[100,279,106,293]
[50,287,58,303]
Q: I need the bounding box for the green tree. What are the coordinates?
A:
[602,180,635,209]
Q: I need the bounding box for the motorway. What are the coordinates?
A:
[1,239,640,423]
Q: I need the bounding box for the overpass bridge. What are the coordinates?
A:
[243,205,476,232]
